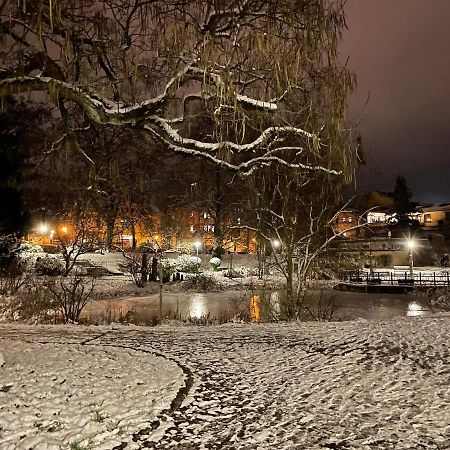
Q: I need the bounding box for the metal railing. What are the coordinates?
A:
[339,270,450,287]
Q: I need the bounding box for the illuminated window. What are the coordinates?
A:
[190,225,194,233]
[424,214,432,223]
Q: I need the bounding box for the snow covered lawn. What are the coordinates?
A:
[0,331,183,450]
[1,316,450,449]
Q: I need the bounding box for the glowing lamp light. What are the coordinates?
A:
[39,224,49,234]
[407,240,415,250]
[61,226,68,234]
[193,241,202,257]
[272,239,281,249]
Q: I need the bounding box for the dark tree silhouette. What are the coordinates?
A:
[393,175,413,220]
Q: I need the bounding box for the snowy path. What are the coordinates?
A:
[1,317,450,449]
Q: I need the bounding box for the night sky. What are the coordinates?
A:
[341,0,450,204]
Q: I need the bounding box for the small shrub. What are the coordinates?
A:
[209,257,221,271]
[182,273,222,291]
[430,288,450,311]
[0,277,54,323]
[159,258,178,280]
[19,242,44,254]
[303,291,337,321]
[46,275,97,323]
[176,255,201,273]
[35,255,63,276]
[0,235,19,270]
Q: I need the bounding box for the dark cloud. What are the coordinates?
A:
[340,0,450,203]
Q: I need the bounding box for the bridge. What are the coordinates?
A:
[339,269,450,287]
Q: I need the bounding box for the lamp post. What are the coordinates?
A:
[407,239,415,279]
[193,241,201,258]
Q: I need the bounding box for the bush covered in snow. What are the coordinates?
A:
[430,292,450,311]
[19,242,44,254]
[35,255,63,276]
[176,255,201,273]
[182,273,222,291]
[159,258,178,281]
[0,235,20,272]
[209,257,221,271]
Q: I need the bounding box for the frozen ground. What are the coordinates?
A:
[2,316,450,449]
[0,329,184,450]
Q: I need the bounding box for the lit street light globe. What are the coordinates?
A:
[193,241,202,257]
[39,224,49,234]
[272,239,281,249]
[407,240,415,250]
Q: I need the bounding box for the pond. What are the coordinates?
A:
[82,289,432,324]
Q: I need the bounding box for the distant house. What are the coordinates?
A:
[359,191,396,226]
[418,203,450,228]
[334,210,362,238]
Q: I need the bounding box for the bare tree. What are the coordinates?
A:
[46,275,97,323]
[0,0,354,178]
[245,164,365,320]
[56,209,100,276]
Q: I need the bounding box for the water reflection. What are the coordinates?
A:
[270,291,281,314]
[84,289,432,323]
[407,301,428,317]
[189,293,207,318]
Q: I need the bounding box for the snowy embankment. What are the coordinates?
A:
[2,316,450,449]
[0,329,183,449]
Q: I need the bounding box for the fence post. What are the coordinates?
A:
[390,272,393,285]
[447,272,449,286]
[433,272,436,287]
[419,272,421,286]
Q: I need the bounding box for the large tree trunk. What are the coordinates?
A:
[213,168,224,252]
[130,222,137,251]
[104,212,117,251]
[284,247,295,319]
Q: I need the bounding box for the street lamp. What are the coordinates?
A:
[407,239,415,278]
[193,240,202,258]
[272,239,281,251]
[39,224,49,234]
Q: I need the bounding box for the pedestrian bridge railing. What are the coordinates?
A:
[339,270,450,287]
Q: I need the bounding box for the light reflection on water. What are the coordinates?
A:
[270,291,281,314]
[84,290,432,322]
[189,293,207,318]
[407,301,429,317]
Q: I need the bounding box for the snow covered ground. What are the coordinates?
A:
[2,316,450,449]
[0,328,184,450]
